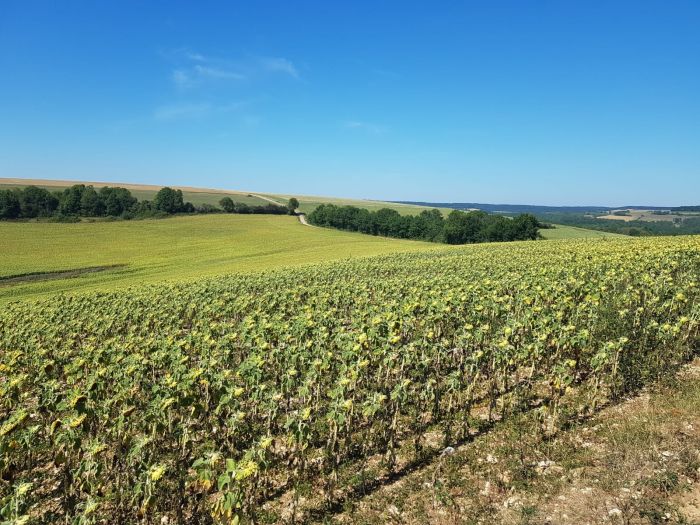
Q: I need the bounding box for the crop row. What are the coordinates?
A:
[1,237,699,524]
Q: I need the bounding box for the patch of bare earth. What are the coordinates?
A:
[0,264,126,287]
[676,483,700,523]
[327,359,700,525]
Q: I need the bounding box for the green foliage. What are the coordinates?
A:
[219,199,288,215]
[0,236,698,522]
[2,184,139,220]
[59,184,85,215]
[219,197,235,213]
[0,183,291,222]
[17,186,59,218]
[287,197,299,214]
[0,189,21,219]
[309,204,542,244]
[79,186,104,217]
[99,186,137,216]
[153,187,186,214]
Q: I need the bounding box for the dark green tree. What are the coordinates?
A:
[19,186,59,218]
[59,184,86,215]
[80,186,105,216]
[287,197,300,214]
[219,197,235,213]
[153,187,185,214]
[100,187,137,216]
[0,189,21,219]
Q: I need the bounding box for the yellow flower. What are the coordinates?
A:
[150,464,166,482]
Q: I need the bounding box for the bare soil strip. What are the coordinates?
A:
[0,264,127,286]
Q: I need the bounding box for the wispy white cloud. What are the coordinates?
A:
[171,63,246,89]
[259,57,299,78]
[184,51,206,62]
[168,50,300,88]
[343,120,388,135]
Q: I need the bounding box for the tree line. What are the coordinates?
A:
[307,204,542,244]
[0,184,296,220]
[536,211,700,237]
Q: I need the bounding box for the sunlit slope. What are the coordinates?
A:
[539,224,625,239]
[0,214,436,302]
[265,192,455,215]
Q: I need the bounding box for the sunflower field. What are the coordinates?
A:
[1,237,699,524]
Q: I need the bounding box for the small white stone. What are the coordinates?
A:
[387,504,400,517]
[608,507,622,517]
[503,495,521,509]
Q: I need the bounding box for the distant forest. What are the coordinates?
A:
[0,185,293,221]
[308,204,542,244]
[534,212,700,237]
[397,201,700,237]
[395,201,691,214]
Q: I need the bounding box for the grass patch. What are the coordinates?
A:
[0,214,438,302]
[539,224,625,239]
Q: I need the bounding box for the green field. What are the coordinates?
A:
[0,214,438,302]
[2,235,698,523]
[538,223,625,239]
[0,214,626,303]
[267,192,455,215]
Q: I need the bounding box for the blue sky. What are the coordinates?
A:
[1,1,698,206]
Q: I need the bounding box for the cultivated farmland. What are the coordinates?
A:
[0,215,436,302]
[1,236,698,523]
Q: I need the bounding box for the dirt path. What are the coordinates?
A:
[252,193,312,227]
[251,193,313,227]
[252,193,284,205]
[297,212,312,226]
